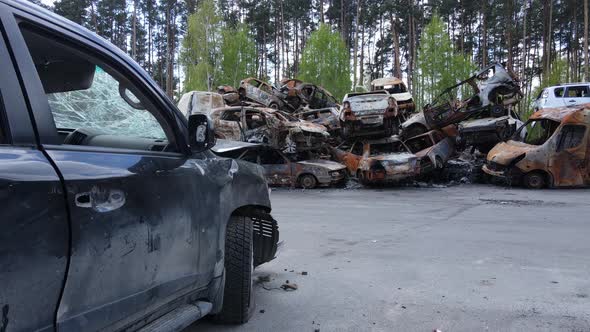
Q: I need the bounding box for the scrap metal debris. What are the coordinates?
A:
[181,68,589,189]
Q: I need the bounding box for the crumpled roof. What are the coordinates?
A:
[530,103,590,122]
[371,77,403,87]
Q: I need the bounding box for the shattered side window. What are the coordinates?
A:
[556,125,586,151]
[405,136,432,153]
[47,67,166,140]
[519,119,560,146]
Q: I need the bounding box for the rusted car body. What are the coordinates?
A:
[240,77,287,109]
[297,107,342,137]
[371,77,416,114]
[210,106,330,154]
[340,91,400,138]
[213,141,347,189]
[483,104,590,188]
[404,130,455,174]
[217,85,241,106]
[177,91,225,117]
[280,79,339,111]
[332,136,420,185]
[457,108,524,152]
[401,64,522,139]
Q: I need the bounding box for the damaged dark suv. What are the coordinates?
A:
[0,1,278,331]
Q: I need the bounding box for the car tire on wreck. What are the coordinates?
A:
[523,171,546,189]
[299,174,318,189]
[214,215,255,324]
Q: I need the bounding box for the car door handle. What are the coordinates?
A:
[75,188,125,212]
[568,99,576,102]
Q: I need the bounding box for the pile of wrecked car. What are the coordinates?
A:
[177,63,589,189]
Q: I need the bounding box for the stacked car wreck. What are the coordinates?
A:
[178,64,544,188]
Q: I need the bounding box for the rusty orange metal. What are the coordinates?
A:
[483,104,590,188]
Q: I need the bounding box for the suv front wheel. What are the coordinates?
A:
[214,215,255,323]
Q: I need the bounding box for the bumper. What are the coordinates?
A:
[482,164,506,178]
[364,168,419,183]
[317,172,347,187]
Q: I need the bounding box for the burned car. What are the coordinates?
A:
[240,77,287,109]
[483,104,590,189]
[404,130,455,174]
[371,77,416,115]
[340,91,400,138]
[457,107,524,152]
[214,141,347,189]
[280,79,339,111]
[177,90,225,117]
[332,136,420,185]
[211,106,330,154]
[401,64,522,140]
[297,107,342,137]
[217,85,242,106]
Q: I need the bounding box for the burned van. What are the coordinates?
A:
[483,104,590,188]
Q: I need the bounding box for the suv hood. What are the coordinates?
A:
[298,159,346,171]
[487,140,534,165]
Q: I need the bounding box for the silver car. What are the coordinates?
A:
[533,83,590,110]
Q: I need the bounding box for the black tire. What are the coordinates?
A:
[214,215,254,324]
[299,174,318,189]
[269,102,279,110]
[523,171,546,189]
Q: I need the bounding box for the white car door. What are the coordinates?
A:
[564,85,590,106]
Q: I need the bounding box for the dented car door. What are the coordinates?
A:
[12,21,210,331]
[259,148,293,186]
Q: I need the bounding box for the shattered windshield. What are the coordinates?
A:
[47,67,166,140]
[369,142,406,156]
[517,119,560,146]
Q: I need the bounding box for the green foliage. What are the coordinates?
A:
[182,0,221,91]
[298,24,351,100]
[182,1,258,92]
[413,14,476,110]
[218,24,258,88]
[524,57,570,119]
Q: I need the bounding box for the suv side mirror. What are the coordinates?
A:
[188,114,216,153]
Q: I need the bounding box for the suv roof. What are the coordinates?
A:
[553,82,590,87]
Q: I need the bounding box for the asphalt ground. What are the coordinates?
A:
[188,184,590,332]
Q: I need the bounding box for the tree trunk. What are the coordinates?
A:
[482,0,487,67]
[359,23,365,87]
[391,14,401,78]
[585,0,589,80]
[545,0,553,76]
[280,0,286,79]
[165,3,174,97]
[353,0,360,87]
[506,0,513,71]
[132,0,137,60]
[320,0,324,24]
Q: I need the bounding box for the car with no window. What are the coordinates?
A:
[332,137,420,185]
[213,141,347,189]
[0,1,279,331]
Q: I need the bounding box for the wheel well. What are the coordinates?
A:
[297,173,317,183]
[525,170,552,187]
[230,206,278,267]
